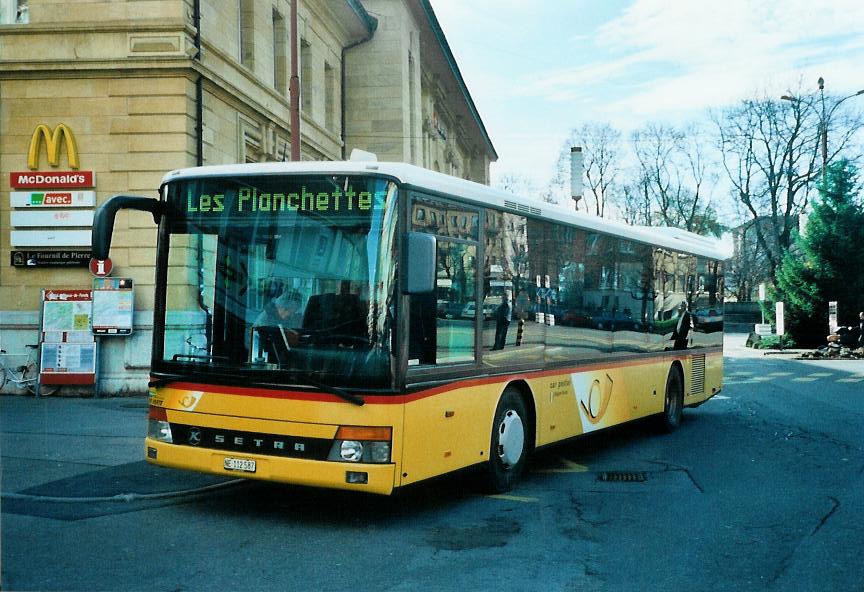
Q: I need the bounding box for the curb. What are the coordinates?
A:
[0,478,244,504]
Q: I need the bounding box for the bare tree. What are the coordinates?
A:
[712,84,864,275]
[714,95,818,274]
[619,168,653,226]
[630,123,721,235]
[495,173,543,200]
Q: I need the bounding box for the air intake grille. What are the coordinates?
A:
[691,353,706,394]
[504,200,541,216]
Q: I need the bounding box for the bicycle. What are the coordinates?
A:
[0,344,61,396]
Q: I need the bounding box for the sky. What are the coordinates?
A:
[429,0,864,190]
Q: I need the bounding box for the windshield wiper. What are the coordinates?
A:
[151,365,365,406]
[298,375,365,406]
[171,353,231,363]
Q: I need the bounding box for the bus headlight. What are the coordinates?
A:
[147,406,173,443]
[340,440,363,462]
[147,419,173,443]
[327,426,392,463]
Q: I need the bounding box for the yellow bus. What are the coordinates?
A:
[93,160,724,495]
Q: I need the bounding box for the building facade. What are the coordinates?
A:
[0,0,496,394]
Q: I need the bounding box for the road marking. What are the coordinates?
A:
[768,372,793,377]
[837,378,863,383]
[534,458,590,474]
[808,372,833,377]
[792,377,819,382]
[487,494,538,503]
[712,395,730,400]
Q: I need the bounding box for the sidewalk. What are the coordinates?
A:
[722,332,810,359]
[0,396,239,520]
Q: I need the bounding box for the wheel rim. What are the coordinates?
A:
[497,409,525,469]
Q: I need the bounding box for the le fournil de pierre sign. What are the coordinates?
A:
[11,250,91,268]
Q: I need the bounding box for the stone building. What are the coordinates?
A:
[0,0,496,394]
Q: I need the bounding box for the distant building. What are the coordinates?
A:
[0,0,496,393]
[728,216,798,301]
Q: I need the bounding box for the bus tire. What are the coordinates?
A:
[485,387,529,493]
[659,365,684,432]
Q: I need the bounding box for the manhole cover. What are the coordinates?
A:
[597,471,647,483]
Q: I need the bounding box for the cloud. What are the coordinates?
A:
[524,0,864,113]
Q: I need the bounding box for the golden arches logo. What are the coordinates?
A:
[27,124,79,170]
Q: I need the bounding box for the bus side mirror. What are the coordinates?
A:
[92,195,165,260]
[403,232,436,294]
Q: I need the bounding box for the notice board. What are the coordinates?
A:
[92,277,134,335]
[40,289,97,385]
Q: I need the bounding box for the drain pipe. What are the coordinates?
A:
[193,0,203,166]
[191,0,212,343]
[289,0,300,160]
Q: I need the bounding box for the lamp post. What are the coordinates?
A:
[781,78,864,184]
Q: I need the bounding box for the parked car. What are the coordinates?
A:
[461,301,496,320]
[558,309,593,327]
[590,311,644,332]
[437,300,465,319]
[693,308,723,332]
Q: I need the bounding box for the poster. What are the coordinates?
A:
[40,289,97,385]
[92,278,134,335]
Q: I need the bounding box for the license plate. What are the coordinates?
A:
[223,457,256,473]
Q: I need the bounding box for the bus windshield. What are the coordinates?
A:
[154,174,399,390]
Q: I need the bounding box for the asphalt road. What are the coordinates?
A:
[2,336,863,591]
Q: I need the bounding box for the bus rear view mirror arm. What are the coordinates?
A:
[403,232,436,294]
[92,195,165,260]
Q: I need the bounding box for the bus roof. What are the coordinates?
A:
[162,161,725,260]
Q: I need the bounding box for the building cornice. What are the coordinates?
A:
[416,0,497,161]
[345,0,378,36]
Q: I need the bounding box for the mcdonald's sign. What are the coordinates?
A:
[28,123,79,170]
[10,124,94,188]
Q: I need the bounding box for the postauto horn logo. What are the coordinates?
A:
[28,123,79,170]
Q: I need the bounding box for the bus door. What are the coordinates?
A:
[407,194,480,368]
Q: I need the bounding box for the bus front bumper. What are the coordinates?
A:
[145,439,396,495]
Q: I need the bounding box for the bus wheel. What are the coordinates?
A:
[659,365,684,432]
[485,387,529,493]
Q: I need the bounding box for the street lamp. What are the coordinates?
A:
[781,78,864,184]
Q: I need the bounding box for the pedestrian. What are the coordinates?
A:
[255,289,304,329]
[671,301,693,350]
[492,290,512,350]
[857,311,863,350]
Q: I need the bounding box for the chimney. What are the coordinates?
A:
[570,146,583,209]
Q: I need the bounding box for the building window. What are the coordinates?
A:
[300,39,312,113]
[324,61,336,131]
[1,0,28,23]
[239,0,254,67]
[272,8,287,94]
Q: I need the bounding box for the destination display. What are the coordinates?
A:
[184,186,379,215]
[170,177,394,235]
